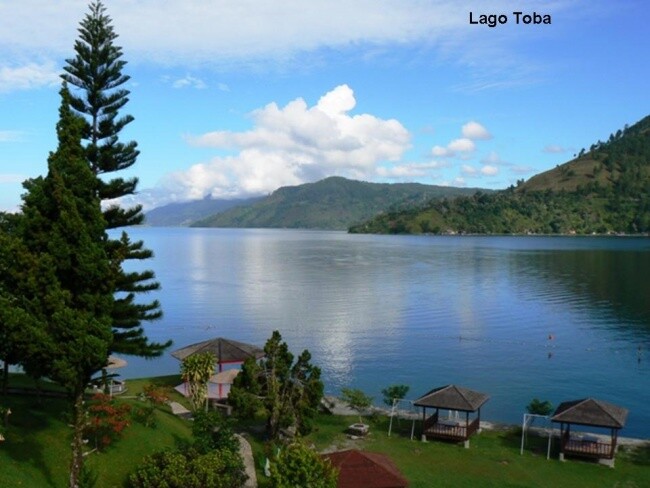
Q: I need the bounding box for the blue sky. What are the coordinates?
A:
[0,0,648,212]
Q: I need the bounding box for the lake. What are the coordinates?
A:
[117,227,650,438]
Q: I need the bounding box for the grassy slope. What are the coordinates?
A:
[2,378,649,487]
[0,375,192,488]
[291,414,650,488]
[351,115,650,235]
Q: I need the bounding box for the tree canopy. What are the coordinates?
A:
[229,330,324,439]
[5,85,116,487]
[61,0,169,357]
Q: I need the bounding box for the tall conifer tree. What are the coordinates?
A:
[61,1,169,356]
[17,85,114,488]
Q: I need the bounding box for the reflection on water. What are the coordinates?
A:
[118,229,650,438]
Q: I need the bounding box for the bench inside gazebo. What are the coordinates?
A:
[413,384,489,448]
[551,398,628,468]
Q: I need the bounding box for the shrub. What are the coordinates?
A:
[84,393,131,450]
[128,447,246,488]
[131,404,156,428]
[0,405,8,442]
[191,410,239,455]
[269,440,338,488]
[142,384,171,406]
[132,384,172,428]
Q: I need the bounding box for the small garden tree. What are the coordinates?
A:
[230,330,323,439]
[181,352,216,412]
[341,388,373,423]
[381,384,410,407]
[269,440,338,488]
[526,398,553,416]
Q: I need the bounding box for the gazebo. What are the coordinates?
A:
[171,337,265,368]
[413,384,489,448]
[551,398,628,467]
[172,337,264,399]
[322,449,409,488]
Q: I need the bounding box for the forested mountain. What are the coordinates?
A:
[191,176,486,230]
[144,197,262,226]
[350,115,650,235]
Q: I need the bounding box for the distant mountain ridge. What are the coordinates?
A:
[350,115,650,235]
[144,197,262,226]
[191,176,487,230]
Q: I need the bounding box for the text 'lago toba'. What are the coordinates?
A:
[469,11,552,27]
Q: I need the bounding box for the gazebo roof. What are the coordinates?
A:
[171,337,264,363]
[551,398,628,429]
[209,369,240,385]
[413,384,489,412]
[323,449,409,488]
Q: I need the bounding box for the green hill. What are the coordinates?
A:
[191,176,486,230]
[144,197,262,226]
[350,115,650,235]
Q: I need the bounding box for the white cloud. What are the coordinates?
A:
[0,1,586,91]
[481,151,503,165]
[377,161,447,179]
[0,62,59,92]
[461,164,477,176]
[453,177,466,187]
[172,75,207,89]
[0,1,463,67]
[462,121,492,140]
[162,85,410,200]
[431,145,450,157]
[481,165,499,176]
[432,137,476,158]
[430,120,492,159]
[448,138,476,154]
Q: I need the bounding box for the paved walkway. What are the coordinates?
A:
[236,434,257,488]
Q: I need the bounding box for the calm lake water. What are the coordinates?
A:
[117,227,650,438]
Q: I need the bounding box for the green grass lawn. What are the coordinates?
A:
[0,375,193,488]
[325,415,649,488]
[2,377,649,488]
[245,414,650,488]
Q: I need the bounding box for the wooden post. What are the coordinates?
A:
[421,407,426,442]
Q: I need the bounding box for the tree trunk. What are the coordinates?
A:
[1,360,7,396]
[69,387,85,488]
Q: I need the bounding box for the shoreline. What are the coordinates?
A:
[321,395,650,448]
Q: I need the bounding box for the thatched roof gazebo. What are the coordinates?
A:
[413,384,489,448]
[172,337,264,401]
[322,449,409,488]
[551,398,628,467]
[171,337,264,366]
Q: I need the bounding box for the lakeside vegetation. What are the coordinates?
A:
[350,115,650,235]
[1,374,649,487]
